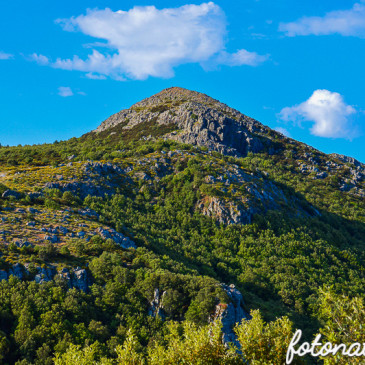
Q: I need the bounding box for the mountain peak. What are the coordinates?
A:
[94,87,267,157]
[93,88,362,165]
[132,87,224,109]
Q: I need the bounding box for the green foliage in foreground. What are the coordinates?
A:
[54,290,365,365]
[318,289,365,365]
[54,312,298,365]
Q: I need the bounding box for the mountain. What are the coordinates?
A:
[93,87,267,157]
[0,87,364,364]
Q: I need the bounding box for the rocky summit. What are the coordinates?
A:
[94,87,269,157]
[0,87,365,364]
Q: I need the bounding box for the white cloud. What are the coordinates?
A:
[32,3,267,80]
[0,51,14,60]
[279,89,357,139]
[274,127,291,137]
[279,2,365,37]
[216,49,269,67]
[58,86,74,97]
[30,53,50,65]
[85,72,107,80]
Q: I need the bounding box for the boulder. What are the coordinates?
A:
[9,263,25,279]
[315,172,328,179]
[56,226,68,234]
[134,171,151,181]
[27,192,43,199]
[71,268,90,292]
[111,231,137,249]
[2,189,21,199]
[96,227,137,249]
[14,240,33,248]
[34,266,56,284]
[44,234,58,243]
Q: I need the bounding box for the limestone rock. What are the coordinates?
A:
[214,284,248,347]
[71,268,90,292]
[96,227,137,249]
[148,288,166,319]
[94,87,270,158]
[44,234,58,243]
[2,189,21,199]
[330,153,363,167]
[9,263,25,279]
[14,240,33,248]
[198,197,253,225]
[34,266,56,284]
[77,209,99,219]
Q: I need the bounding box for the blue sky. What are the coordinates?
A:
[1,0,364,162]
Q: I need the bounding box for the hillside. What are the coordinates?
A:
[0,87,364,364]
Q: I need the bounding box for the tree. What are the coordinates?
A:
[146,321,239,365]
[54,343,113,365]
[235,310,301,365]
[317,288,365,365]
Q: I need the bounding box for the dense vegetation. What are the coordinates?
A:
[0,124,364,364]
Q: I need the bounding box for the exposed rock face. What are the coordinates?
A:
[0,264,91,292]
[14,239,33,248]
[198,197,253,225]
[2,189,21,199]
[44,181,111,199]
[9,263,25,279]
[197,167,319,225]
[71,268,90,291]
[94,87,270,158]
[43,162,134,199]
[214,284,248,347]
[147,283,247,347]
[78,209,99,218]
[148,288,166,319]
[330,153,364,167]
[44,234,58,243]
[34,266,57,284]
[96,227,137,249]
[57,267,91,291]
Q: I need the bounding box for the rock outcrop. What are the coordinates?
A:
[0,264,91,292]
[2,189,22,199]
[329,153,364,167]
[214,284,248,347]
[196,168,319,225]
[148,288,166,320]
[94,87,271,158]
[96,227,137,249]
[146,283,248,348]
[197,197,253,225]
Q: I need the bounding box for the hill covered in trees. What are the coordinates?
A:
[0,87,364,364]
